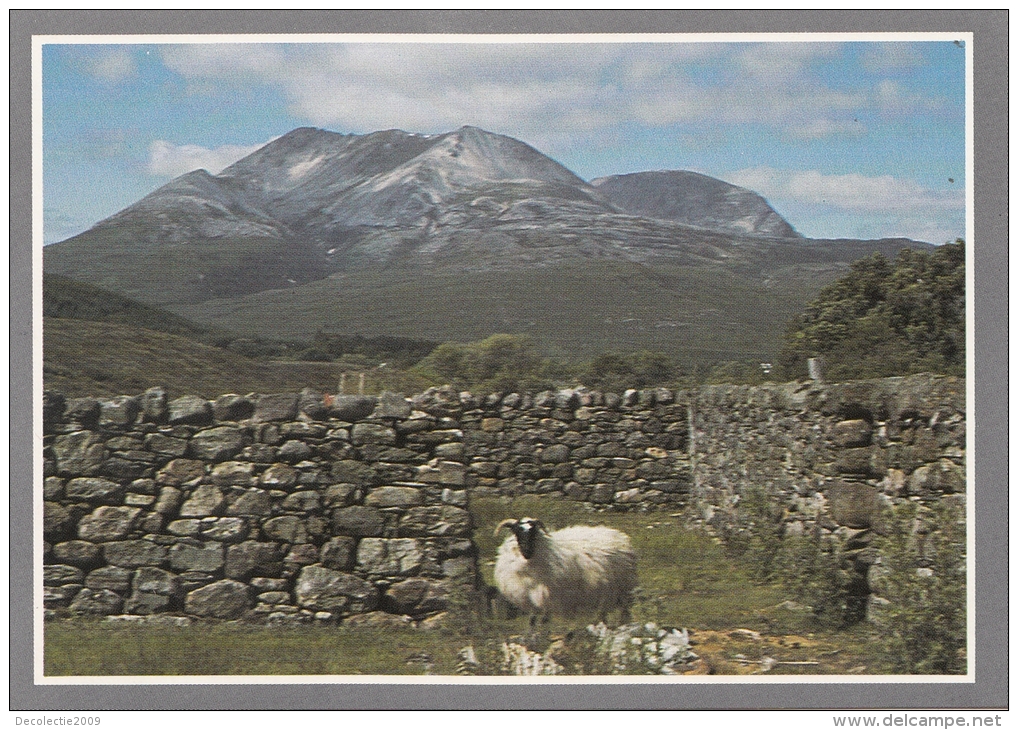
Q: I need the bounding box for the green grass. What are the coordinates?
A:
[43,623,464,676]
[43,495,898,676]
[45,227,328,307]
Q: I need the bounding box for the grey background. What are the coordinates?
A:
[10,9,1008,710]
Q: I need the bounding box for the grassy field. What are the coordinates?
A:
[44,496,896,677]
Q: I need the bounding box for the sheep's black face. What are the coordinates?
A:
[513,518,542,560]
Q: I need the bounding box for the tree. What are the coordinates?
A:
[412,334,560,393]
[581,350,677,391]
[778,240,965,381]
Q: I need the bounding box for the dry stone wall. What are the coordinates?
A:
[41,374,964,625]
[691,374,965,530]
[689,374,966,614]
[452,386,691,509]
[42,388,476,626]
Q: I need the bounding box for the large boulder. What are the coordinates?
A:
[42,391,66,432]
[372,391,412,420]
[168,396,214,426]
[827,481,882,529]
[99,396,141,427]
[226,488,272,516]
[331,506,386,537]
[178,485,225,517]
[225,541,282,580]
[328,395,377,422]
[399,506,472,537]
[70,588,124,616]
[351,423,397,446]
[84,565,133,593]
[43,564,85,586]
[169,541,225,573]
[259,463,298,490]
[65,477,124,504]
[252,393,299,422]
[382,578,450,616]
[320,537,357,571]
[126,567,183,614]
[103,539,169,568]
[52,540,102,569]
[365,486,424,509]
[44,502,74,540]
[356,538,424,576]
[140,387,169,423]
[213,394,255,422]
[262,515,309,544]
[330,460,378,487]
[156,459,206,487]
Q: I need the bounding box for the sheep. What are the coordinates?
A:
[493,516,637,626]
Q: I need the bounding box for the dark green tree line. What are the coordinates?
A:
[778,240,965,381]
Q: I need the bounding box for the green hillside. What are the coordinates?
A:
[43,274,220,340]
[167,260,839,367]
[43,318,432,399]
[44,229,327,306]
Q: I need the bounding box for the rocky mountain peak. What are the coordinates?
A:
[591,170,799,239]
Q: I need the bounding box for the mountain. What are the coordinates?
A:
[44,125,932,365]
[591,170,800,239]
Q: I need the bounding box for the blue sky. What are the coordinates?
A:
[41,37,967,245]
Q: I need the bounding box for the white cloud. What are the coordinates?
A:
[786,118,866,141]
[85,49,138,83]
[147,139,272,178]
[735,42,840,82]
[156,42,949,146]
[728,166,963,213]
[725,166,964,241]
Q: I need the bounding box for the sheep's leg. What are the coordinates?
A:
[528,612,550,629]
[523,613,547,647]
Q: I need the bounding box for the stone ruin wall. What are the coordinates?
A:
[41,373,964,625]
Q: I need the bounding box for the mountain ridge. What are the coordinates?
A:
[44,125,933,364]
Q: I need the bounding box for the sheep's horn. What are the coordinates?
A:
[494,519,517,537]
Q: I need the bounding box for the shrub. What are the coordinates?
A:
[871,501,967,674]
[725,486,787,581]
[727,488,860,627]
[580,351,678,391]
[777,533,857,627]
